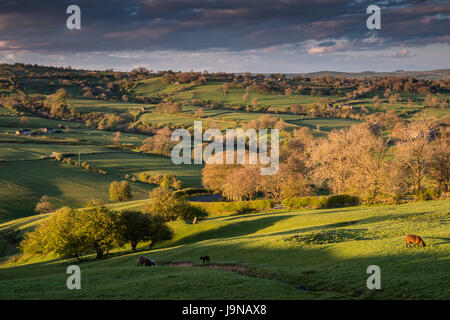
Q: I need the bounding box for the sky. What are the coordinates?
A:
[0,0,449,73]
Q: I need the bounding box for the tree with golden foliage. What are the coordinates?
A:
[427,129,450,192]
[310,123,387,199]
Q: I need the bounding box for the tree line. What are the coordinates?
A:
[202,114,449,203]
[22,186,208,261]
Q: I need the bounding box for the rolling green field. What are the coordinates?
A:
[0,143,113,161]
[0,200,448,299]
[0,64,448,300]
[134,78,342,110]
[0,126,148,146]
[79,151,203,187]
[0,115,81,129]
[58,129,147,146]
[0,148,203,219]
[68,98,150,116]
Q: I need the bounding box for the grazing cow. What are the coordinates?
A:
[200,256,210,265]
[405,234,426,247]
[137,256,158,266]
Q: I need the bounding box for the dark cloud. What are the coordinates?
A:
[318,41,337,47]
[0,0,448,54]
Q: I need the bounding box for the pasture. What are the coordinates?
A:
[0,127,148,146]
[79,151,203,187]
[0,200,448,299]
[68,98,150,116]
[134,78,342,110]
[0,115,82,129]
[0,64,448,301]
[0,143,112,161]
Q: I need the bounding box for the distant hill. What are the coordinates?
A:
[291,69,450,80]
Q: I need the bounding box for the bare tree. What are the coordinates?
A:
[394,115,436,191]
[427,129,450,192]
[310,123,387,198]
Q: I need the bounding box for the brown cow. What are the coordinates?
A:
[405,234,426,247]
[137,256,157,266]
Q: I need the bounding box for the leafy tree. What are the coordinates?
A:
[22,205,122,260]
[146,214,174,250]
[109,181,132,202]
[112,131,121,145]
[145,187,183,221]
[394,116,435,191]
[117,210,173,251]
[77,205,122,259]
[140,126,173,157]
[177,203,208,223]
[21,207,89,260]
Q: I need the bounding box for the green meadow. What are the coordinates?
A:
[0,200,448,299]
[134,78,342,110]
[68,98,150,116]
[0,159,153,220]
[0,64,448,301]
[0,143,112,161]
[79,151,203,187]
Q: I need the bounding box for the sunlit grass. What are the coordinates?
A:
[0,200,448,299]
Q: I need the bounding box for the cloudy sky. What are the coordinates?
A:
[0,0,449,72]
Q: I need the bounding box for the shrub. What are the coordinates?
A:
[145,187,182,221]
[0,228,21,245]
[172,179,183,190]
[52,152,63,161]
[177,202,208,223]
[282,197,326,210]
[324,195,361,208]
[194,200,274,216]
[139,172,150,183]
[414,188,439,201]
[64,157,73,165]
[174,188,210,197]
[81,162,91,170]
[235,202,256,215]
[282,195,360,210]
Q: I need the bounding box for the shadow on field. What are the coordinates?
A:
[219,210,293,221]
[254,212,434,238]
[426,237,450,245]
[142,241,449,299]
[167,215,296,247]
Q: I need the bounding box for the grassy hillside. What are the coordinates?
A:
[0,200,448,299]
[299,69,450,80]
[68,98,150,116]
[0,143,112,161]
[0,159,153,220]
[79,151,203,187]
[134,78,342,111]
